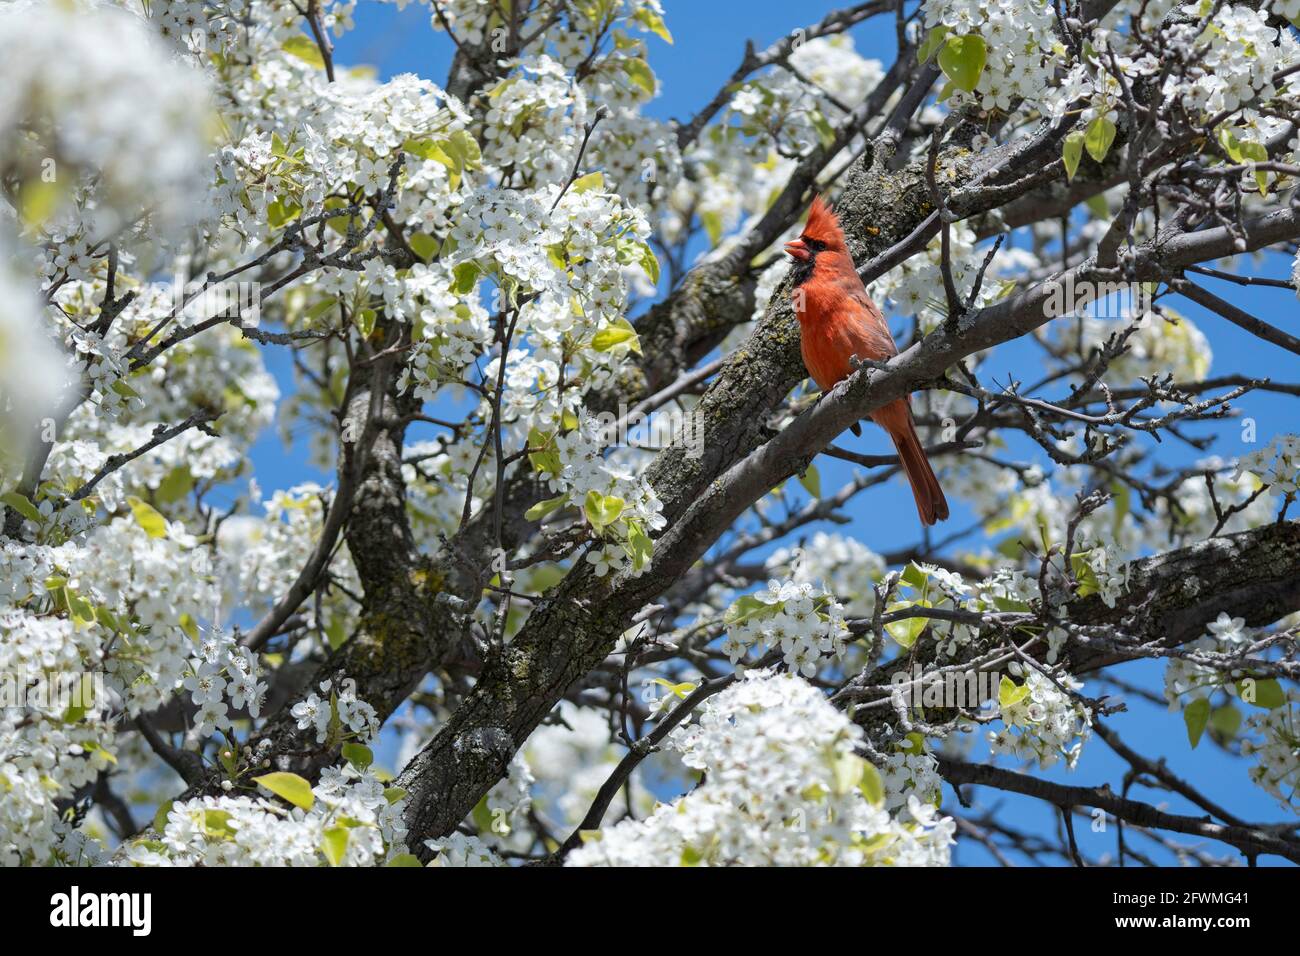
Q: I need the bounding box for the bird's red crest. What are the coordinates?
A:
[803,195,845,248]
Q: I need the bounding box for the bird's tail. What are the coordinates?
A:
[872,400,949,527]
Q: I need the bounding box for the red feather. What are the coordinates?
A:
[788,196,949,526]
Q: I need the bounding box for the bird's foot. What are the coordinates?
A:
[848,355,892,374]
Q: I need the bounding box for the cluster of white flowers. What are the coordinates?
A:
[536,412,666,579]
[662,36,882,249]
[424,832,507,867]
[0,608,117,864]
[1236,434,1300,497]
[0,231,71,467]
[724,38,880,163]
[480,56,589,182]
[988,662,1092,769]
[218,483,359,640]
[521,701,653,831]
[721,578,853,677]
[216,71,467,244]
[1242,697,1300,813]
[872,223,1017,332]
[183,625,267,737]
[23,275,278,506]
[0,1,214,242]
[0,503,230,861]
[1162,612,1249,709]
[877,747,946,813]
[290,678,380,745]
[567,671,955,866]
[395,264,493,398]
[1162,6,1290,116]
[766,532,886,618]
[1158,612,1299,811]
[1073,308,1212,386]
[126,764,408,866]
[921,0,1059,114]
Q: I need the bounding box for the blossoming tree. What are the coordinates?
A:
[2,0,1299,867]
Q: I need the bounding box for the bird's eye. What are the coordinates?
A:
[807,238,826,252]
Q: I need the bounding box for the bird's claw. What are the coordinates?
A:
[848,355,891,374]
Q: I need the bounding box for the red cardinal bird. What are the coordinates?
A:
[785,196,949,526]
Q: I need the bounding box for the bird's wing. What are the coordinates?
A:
[839,293,899,360]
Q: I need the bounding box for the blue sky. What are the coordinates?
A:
[245,2,1299,864]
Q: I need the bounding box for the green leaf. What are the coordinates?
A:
[66,592,96,628]
[267,198,302,230]
[937,34,987,93]
[884,602,928,649]
[990,595,1030,612]
[1238,677,1285,709]
[62,673,91,722]
[637,241,661,286]
[443,129,482,172]
[571,171,605,194]
[1218,128,1245,163]
[471,795,495,834]
[1184,696,1210,748]
[998,675,1030,709]
[622,57,656,96]
[127,496,168,539]
[18,178,64,228]
[1210,704,1242,740]
[254,771,315,810]
[281,34,326,69]
[324,614,347,651]
[408,231,440,263]
[406,131,481,190]
[918,25,950,63]
[699,210,723,247]
[591,316,642,354]
[341,742,373,771]
[1233,137,1270,195]
[1084,115,1116,164]
[1062,131,1084,181]
[153,800,174,835]
[650,677,696,700]
[1069,551,1100,598]
[627,522,653,571]
[584,491,624,530]
[831,751,865,796]
[321,825,349,866]
[797,464,821,498]
[1,491,42,524]
[203,808,237,839]
[403,137,450,163]
[809,110,836,148]
[383,786,408,805]
[386,853,423,867]
[900,562,929,591]
[632,8,673,43]
[527,427,562,475]
[724,593,781,627]
[111,378,141,400]
[155,466,194,505]
[355,308,377,338]
[451,261,481,295]
[524,494,568,521]
[859,761,886,808]
[896,732,926,756]
[179,612,200,642]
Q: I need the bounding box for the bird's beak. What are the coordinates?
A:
[784,238,811,262]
